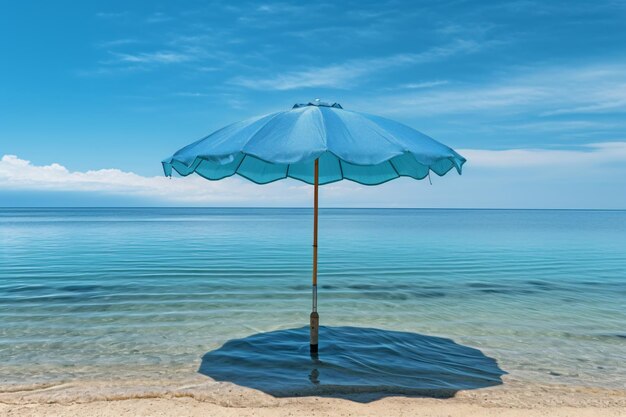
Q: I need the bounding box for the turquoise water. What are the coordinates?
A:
[0,208,625,390]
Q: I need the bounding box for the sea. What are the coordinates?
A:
[1,208,625,394]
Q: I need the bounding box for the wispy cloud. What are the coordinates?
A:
[96,38,139,48]
[232,65,360,91]
[172,92,210,98]
[84,11,236,75]
[236,2,333,27]
[109,50,194,64]
[230,40,484,90]
[146,12,172,24]
[368,63,626,117]
[255,3,310,15]
[542,99,626,116]
[390,80,450,91]
[75,65,148,77]
[95,11,129,19]
[78,48,197,76]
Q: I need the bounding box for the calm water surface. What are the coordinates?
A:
[0,208,625,389]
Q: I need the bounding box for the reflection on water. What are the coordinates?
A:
[199,326,506,400]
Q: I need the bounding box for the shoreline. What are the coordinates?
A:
[1,377,625,417]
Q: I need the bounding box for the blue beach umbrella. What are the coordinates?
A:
[162,100,466,354]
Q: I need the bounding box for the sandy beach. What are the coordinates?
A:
[1,376,625,417]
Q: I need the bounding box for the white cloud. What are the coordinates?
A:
[2,142,625,208]
[0,155,310,205]
[460,142,626,168]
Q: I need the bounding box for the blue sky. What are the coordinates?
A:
[1,0,626,208]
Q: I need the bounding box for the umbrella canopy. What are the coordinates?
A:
[162,100,466,355]
[162,100,465,185]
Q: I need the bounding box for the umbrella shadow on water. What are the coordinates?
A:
[198,326,506,402]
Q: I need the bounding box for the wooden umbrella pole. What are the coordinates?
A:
[310,158,319,355]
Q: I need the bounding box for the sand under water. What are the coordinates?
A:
[2,208,625,415]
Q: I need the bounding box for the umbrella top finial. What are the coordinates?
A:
[293,100,343,109]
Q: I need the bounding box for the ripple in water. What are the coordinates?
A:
[199,326,506,401]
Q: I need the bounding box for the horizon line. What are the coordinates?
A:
[1,207,625,212]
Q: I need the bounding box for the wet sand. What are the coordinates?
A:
[1,377,624,417]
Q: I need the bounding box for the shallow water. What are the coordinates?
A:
[0,208,625,390]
